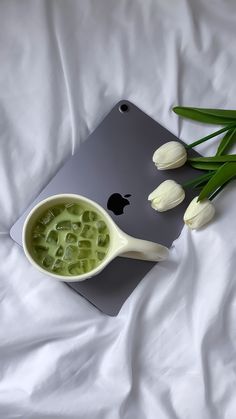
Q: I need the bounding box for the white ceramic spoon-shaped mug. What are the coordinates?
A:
[23,194,169,282]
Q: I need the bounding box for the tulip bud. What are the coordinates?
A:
[148,180,185,212]
[183,197,215,230]
[152,141,187,170]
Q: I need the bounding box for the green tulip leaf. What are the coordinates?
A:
[193,182,209,189]
[189,161,222,171]
[192,174,214,188]
[216,128,236,156]
[198,162,236,201]
[173,106,236,125]
[183,172,214,189]
[189,155,236,163]
[195,108,236,119]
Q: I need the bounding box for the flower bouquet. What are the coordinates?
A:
[148,107,236,229]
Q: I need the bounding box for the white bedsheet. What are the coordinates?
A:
[1,1,236,418]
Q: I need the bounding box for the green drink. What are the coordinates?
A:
[30,202,110,276]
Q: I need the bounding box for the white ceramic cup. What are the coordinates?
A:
[23,194,169,282]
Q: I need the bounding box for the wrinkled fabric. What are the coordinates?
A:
[1,1,236,418]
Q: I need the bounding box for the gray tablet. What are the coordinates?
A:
[10,100,201,315]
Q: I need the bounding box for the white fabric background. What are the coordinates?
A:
[1,1,236,418]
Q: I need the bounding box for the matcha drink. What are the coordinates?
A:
[30,202,110,276]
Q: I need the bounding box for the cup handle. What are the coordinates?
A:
[120,234,169,262]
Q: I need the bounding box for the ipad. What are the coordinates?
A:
[10,100,201,315]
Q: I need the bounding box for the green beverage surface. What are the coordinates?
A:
[30,202,110,276]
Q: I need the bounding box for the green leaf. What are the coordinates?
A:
[216,128,236,156]
[189,155,236,163]
[195,108,236,119]
[193,182,210,189]
[183,172,214,189]
[192,173,215,188]
[173,106,236,125]
[198,162,236,201]
[189,161,222,171]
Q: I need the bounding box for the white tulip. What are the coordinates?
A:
[148,180,185,212]
[184,196,215,230]
[152,141,187,170]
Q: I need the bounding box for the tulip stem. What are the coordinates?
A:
[185,125,236,149]
[183,172,214,189]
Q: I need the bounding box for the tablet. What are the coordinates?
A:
[10,100,201,315]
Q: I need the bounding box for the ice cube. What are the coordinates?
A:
[63,245,78,261]
[39,210,54,225]
[65,233,77,243]
[33,245,48,259]
[32,223,46,239]
[56,220,72,230]
[96,220,107,233]
[68,262,82,275]
[80,259,89,273]
[77,249,91,259]
[88,259,96,270]
[52,259,66,273]
[82,210,98,223]
[72,222,82,232]
[33,223,45,233]
[42,255,54,268]
[55,246,64,257]
[46,230,58,245]
[50,205,65,217]
[32,232,45,241]
[97,234,110,248]
[66,203,83,216]
[96,251,106,261]
[78,240,91,248]
[81,225,97,239]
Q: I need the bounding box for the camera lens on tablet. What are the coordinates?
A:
[119,103,129,113]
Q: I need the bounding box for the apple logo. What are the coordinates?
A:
[107,193,131,215]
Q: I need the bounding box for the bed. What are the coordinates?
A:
[1,1,236,418]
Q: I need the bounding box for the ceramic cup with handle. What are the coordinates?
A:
[23,194,169,282]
